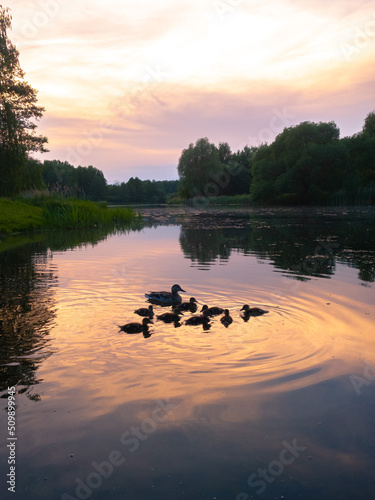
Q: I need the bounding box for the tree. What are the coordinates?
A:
[77,165,107,200]
[363,110,375,139]
[177,137,224,199]
[0,7,47,195]
[250,121,342,204]
[43,160,78,195]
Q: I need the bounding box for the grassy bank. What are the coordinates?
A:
[0,199,44,234]
[0,197,138,235]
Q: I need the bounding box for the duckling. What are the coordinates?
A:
[157,311,181,323]
[185,311,211,326]
[145,284,186,305]
[241,304,269,317]
[200,304,224,316]
[134,305,154,318]
[119,317,152,334]
[220,309,233,327]
[174,297,198,313]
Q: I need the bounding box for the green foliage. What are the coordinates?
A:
[177,138,254,200]
[107,177,179,204]
[250,120,348,204]
[0,196,137,234]
[363,111,375,139]
[42,160,107,200]
[177,137,225,199]
[41,198,136,230]
[0,7,48,195]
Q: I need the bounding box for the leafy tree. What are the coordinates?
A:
[177,137,224,199]
[363,110,375,139]
[250,121,342,204]
[0,7,47,195]
[218,142,232,164]
[77,165,107,200]
[43,160,78,195]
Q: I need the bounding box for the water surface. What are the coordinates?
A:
[1,206,374,500]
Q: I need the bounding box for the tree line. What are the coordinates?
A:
[177,112,375,205]
[40,160,178,203]
[42,159,179,203]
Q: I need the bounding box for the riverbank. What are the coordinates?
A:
[0,197,138,235]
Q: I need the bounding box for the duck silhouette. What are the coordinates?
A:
[174,297,198,313]
[134,305,154,318]
[145,284,186,306]
[185,311,211,326]
[119,317,152,334]
[200,304,224,316]
[157,311,182,323]
[220,309,233,327]
[240,304,269,317]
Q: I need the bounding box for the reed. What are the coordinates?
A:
[0,196,138,234]
[41,199,137,229]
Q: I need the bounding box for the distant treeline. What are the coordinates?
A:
[39,160,179,204]
[107,178,179,204]
[177,111,375,205]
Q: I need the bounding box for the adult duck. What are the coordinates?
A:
[200,304,224,316]
[145,284,186,306]
[240,304,269,317]
[220,309,233,327]
[119,317,152,334]
[134,305,154,318]
[174,297,198,313]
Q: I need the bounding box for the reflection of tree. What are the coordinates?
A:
[177,209,375,282]
[0,225,145,401]
[0,243,57,400]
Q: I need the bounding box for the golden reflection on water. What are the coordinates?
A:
[35,228,375,424]
[1,213,375,500]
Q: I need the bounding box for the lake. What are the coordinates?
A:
[1,206,375,500]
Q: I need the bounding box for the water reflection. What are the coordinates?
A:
[0,227,144,399]
[169,207,375,282]
[0,208,374,500]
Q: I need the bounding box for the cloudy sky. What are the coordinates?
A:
[6,0,375,182]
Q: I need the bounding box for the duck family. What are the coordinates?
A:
[119,284,270,336]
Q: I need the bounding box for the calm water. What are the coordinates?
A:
[1,206,375,500]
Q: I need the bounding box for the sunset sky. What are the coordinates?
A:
[6,0,375,182]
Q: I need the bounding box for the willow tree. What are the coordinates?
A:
[0,6,47,195]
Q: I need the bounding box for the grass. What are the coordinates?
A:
[0,196,139,235]
[0,198,44,234]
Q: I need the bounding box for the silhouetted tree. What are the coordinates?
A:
[0,7,47,195]
[178,137,224,199]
